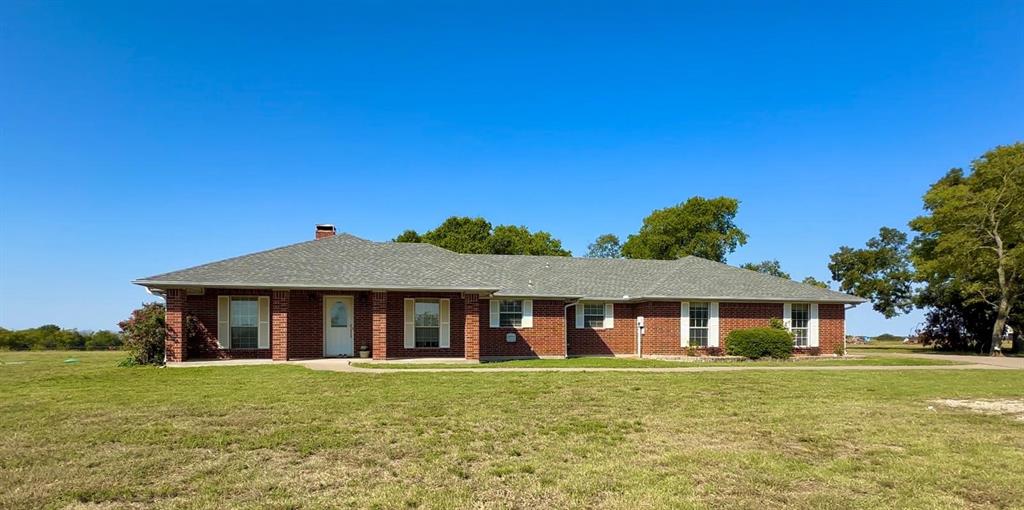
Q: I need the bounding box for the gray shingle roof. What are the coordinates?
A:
[134,233,866,303]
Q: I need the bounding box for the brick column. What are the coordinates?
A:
[271,290,289,361]
[464,294,480,360]
[371,291,388,360]
[165,289,186,362]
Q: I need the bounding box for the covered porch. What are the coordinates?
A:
[163,288,481,362]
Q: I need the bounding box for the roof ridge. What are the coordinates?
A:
[687,255,860,300]
[640,257,695,296]
[139,233,365,281]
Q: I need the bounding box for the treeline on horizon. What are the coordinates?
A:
[0,325,122,351]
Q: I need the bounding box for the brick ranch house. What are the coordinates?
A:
[134,225,866,362]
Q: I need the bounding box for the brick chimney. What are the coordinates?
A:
[315,224,336,239]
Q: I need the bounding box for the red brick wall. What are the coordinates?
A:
[480,299,566,358]
[385,292,465,358]
[372,291,387,359]
[635,301,683,356]
[465,294,480,360]
[271,290,289,361]
[354,292,373,353]
[182,288,374,360]
[567,303,637,356]
[175,289,846,360]
[562,301,842,356]
[165,289,186,362]
[819,304,845,354]
[719,302,785,348]
[184,288,273,359]
[284,290,320,359]
[285,290,371,359]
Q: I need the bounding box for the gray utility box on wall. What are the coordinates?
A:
[505,332,517,343]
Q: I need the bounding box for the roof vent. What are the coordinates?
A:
[315,224,336,240]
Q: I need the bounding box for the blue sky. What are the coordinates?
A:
[1,1,1021,334]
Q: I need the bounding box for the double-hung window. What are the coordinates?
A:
[499,300,523,327]
[791,303,809,347]
[229,297,259,349]
[689,302,709,347]
[583,303,606,328]
[414,300,441,348]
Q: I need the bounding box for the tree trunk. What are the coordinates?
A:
[989,296,1009,356]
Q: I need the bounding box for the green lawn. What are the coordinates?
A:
[847,339,1021,356]
[2,351,1023,509]
[353,355,960,370]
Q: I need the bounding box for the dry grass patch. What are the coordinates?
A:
[931,399,1024,421]
[1,351,1023,509]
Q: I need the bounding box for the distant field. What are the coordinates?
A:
[2,351,1022,509]
[848,339,931,354]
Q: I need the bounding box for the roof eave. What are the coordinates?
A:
[132,280,501,293]
[635,295,868,304]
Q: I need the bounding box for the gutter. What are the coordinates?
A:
[133,280,501,294]
[134,280,865,305]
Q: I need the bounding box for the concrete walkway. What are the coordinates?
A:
[294,356,1020,374]
[902,353,1023,369]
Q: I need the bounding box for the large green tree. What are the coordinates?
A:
[488,225,570,256]
[801,276,830,289]
[740,260,790,279]
[621,197,747,262]
[587,234,622,258]
[395,216,570,256]
[909,144,1023,354]
[830,143,1023,354]
[828,227,916,318]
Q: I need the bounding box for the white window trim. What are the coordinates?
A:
[790,302,811,348]
[808,303,819,348]
[490,299,533,329]
[577,301,613,329]
[688,301,711,348]
[680,301,720,348]
[217,295,269,350]
[405,298,451,349]
[414,299,441,348]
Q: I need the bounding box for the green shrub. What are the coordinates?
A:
[725,327,794,359]
[118,303,166,365]
[833,343,846,356]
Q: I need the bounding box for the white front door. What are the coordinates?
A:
[324,296,354,357]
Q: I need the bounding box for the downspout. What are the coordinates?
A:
[844,304,857,357]
[564,300,580,359]
[636,315,644,358]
